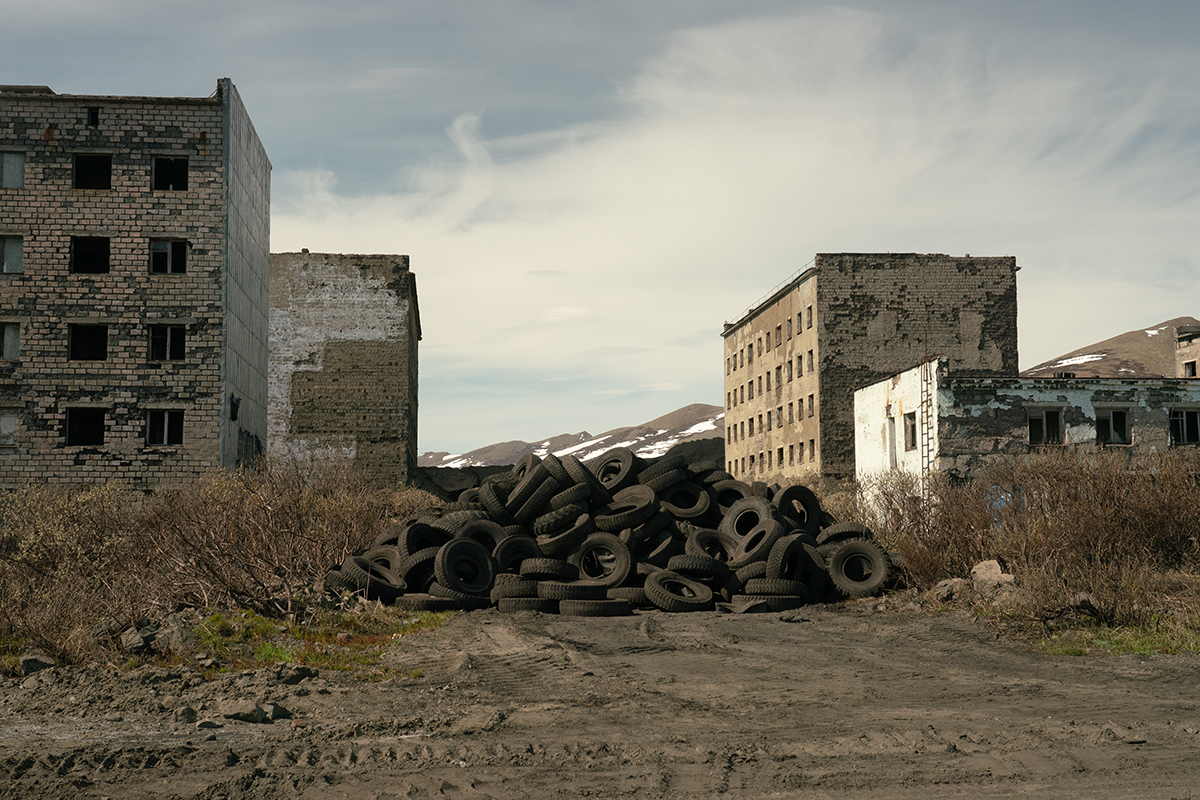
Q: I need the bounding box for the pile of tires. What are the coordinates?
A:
[322,448,894,616]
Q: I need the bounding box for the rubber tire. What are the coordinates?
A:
[767,534,830,595]
[773,484,823,535]
[491,578,540,602]
[399,523,452,559]
[393,594,459,612]
[492,534,543,574]
[434,538,496,595]
[658,481,713,520]
[399,546,440,593]
[456,519,508,549]
[644,570,715,612]
[428,582,490,610]
[685,528,740,563]
[361,545,403,573]
[513,476,561,525]
[666,553,730,584]
[642,468,688,493]
[549,482,591,510]
[588,447,638,493]
[520,558,578,581]
[595,485,658,533]
[827,539,891,597]
[537,580,609,601]
[607,586,650,607]
[498,597,558,614]
[728,518,787,569]
[559,599,633,617]
[536,513,595,557]
[533,503,587,537]
[744,578,812,600]
[479,481,516,526]
[569,532,632,588]
[817,521,874,545]
[541,453,572,486]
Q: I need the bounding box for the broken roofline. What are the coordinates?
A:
[0,84,224,105]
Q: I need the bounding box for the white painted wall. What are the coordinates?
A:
[854,359,939,482]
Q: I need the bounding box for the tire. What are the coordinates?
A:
[750,481,771,499]
[636,455,686,483]
[429,582,490,610]
[569,532,632,588]
[735,561,769,583]
[743,578,812,600]
[817,522,874,545]
[457,488,481,504]
[767,534,829,595]
[393,594,459,612]
[637,527,679,568]
[594,485,658,532]
[727,518,786,569]
[512,453,539,482]
[541,453,572,486]
[642,468,687,494]
[399,522,452,559]
[434,538,496,595]
[498,597,558,614]
[658,481,712,520]
[323,568,354,594]
[711,480,754,516]
[520,558,578,581]
[533,503,587,537]
[564,454,612,505]
[700,471,735,486]
[536,513,595,557]
[431,509,489,534]
[588,447,638,493]
[549,482,591,510]
[399,546,440,593]
[773,484,823,535]
[361,545,403,573]
[559,599,633,617]
[455,519,508,548]
[826,539,891,597]
[607,586,650,607]
[720,496,779,539]
[666,553,730,584]
[626,509,671,544]
[537,580,609,601]
[339,556,406,602]
[513,476,561,525]
[371,522,404,549]
[479,480,516,526]
[685,528,740,563]
[505,464,552,515]
[492,534,543,574]
[644,570,715,613]
[490,578,540,602]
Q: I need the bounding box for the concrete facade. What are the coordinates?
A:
[855,358,1200,482]
[0,80,270,487]
[1176,326,1200,378]
[722,254,1018,481]
[268,252,420,486]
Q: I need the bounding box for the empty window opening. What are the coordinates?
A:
[0,411,16,447]
[68,324,107,361]
[777,447,784,467]
[774,325,782,347]
[807,394,815,418]
[757,375,762,395]
[148,325,185,361]
[1186,361,1197,378]
[806,306,813,329]
[71,236,110,274]
[1096,410,1129,446]
[146,409,184,446]
[1028,409,1062,445]
[73,154,111,190]
[740,421,745,439]
[726,426,731,444]
[2,323,19,359]
[766,371,771,391]
[1,152,24,188]
[807,350,814,373]
[152,157,188,190]
[809,439,816,462]
[767,450,772,469]
[775,365,782,388]
[739,386,744,403]
[777,405,783,427]
[65,407,105,446]
[787,360,793,382]
[757,337,762,357]
[904,411,917,451]
[87,107,100,127]
[788,402,794,424]
[749,454,755,472]
[758,413,763,432]
[796,355,803,377]
[150,240,187,274]
[767,410,772,431]
[788,444,794,465]
[787,319,792,339]
[1171,410,1200,445]
[747,380,754,400]
[746,345,752,365]
[759,451,765,472]
[726,357,731,375]
[726,392,731,409]
[748,417,755,436]
[1,236,21,273]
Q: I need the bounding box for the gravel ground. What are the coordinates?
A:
[3,600,1200,799]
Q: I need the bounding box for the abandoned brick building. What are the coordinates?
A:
[0,80,270,487]
[268,251,420,485]
[721,253,1018,481]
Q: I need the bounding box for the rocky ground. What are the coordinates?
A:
[3,599,1200,799]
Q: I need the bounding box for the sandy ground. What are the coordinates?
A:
[3,602,1200,799]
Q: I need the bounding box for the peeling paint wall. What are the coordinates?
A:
[853,361,937,480]
[268,252,418,485]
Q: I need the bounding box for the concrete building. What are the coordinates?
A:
[855,357,1200,481]
[0,80,270,487]
[268,251,420,486]
[722,253,1018,481]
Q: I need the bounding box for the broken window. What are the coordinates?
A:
[146,409,184,446]
[150,239,188,274]
[148,325,186,361]
[739,386,744,404]
[809,439,816,462]
[68,324,107,361]
[904,411,917,451]
[0,411,16,446]
[788,402,794,424]
[1,152,24,188]
[746,345,752,366]
[807,394,815,418]
[87,107,100,127]
[777,446,784,467]
[774,325,782,347]
[775,365,782,388]
[1,236,21,273]
[748,417,754,436]
[759,451,765,472]
[796,354,803,377]
[787,360,793,382]
[766,371,771,391]
[2,322,19,359]
[726,426,731,444]
[1028,408,1063,445]
[798,441,805,463]
[71,236,110,274]
[787,319,792,340]
[1171,410,1200,446]
[749,454,755,472]
[767,410,772,431]
[788,444,794,465]
[73,154,111,190]
[777,406,783,428]
[152,157,188,191]
[757,337,762,357]
[747,380,753,400]
[807,350,814,373]
[65,407,105,446]
[1096,409,1129,446]
[806,306,813,329]
[757,375,763,395]
[758,414,763,433]
[1186,361,1197,379]
[767,450,772,469]
[740,421,744,439]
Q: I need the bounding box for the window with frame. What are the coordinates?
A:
[787,360,793,382]
[787,319,792,339]
[1185,361,1197,378]
[1028,408,1063,445]
[740,386,744,403]
[777,447,784,467]
[148,325,186,361]
[65,407,105,446]
[73,154,111,190]
[806,306,813,329]
[788,402,794,424]
[150,240,187,274]
[788,444,794,465]
[0,410,16,447]
[1,152,24,188]
[68,324,107,361]
[71,236,110,274]
[2,322,19,360]
[807,394,815,418]
[1,236,21,274]
[152,157,188,191]
[726,392,731,409]
[774,325,782,347]
[1096,409,1129,445]
[1170,409,1199,446]
[904,411,917,451]
[765,332,771,352]
[146,409,184,446]
[807,349,814,373]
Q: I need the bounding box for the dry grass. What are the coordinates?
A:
[0,456,441,665]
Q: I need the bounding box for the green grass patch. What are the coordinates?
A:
[1039,618,1200,656]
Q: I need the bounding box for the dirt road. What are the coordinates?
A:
[3,602,1200,798]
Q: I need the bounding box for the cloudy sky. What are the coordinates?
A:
[7,2,1200,454]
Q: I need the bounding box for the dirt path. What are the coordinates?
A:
[3,603,1200,798]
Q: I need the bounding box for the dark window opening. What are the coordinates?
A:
[68,324,107,361]
[65,407,105,446]
[73,154,111,190]
[904,411,917,451]
[1029,409,1062,445]
[1097,410,1129,445]
[71,236,110,274]
[149,240,188,274]
[146,409,184,446]
[1171,410,1200,445]
[148,325,185,361]
[1186,361,1197,378]
[152,157,188,191]
[806,306,813,329]
[87,107,100,127]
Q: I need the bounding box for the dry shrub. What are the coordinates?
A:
[862,449,1200,625]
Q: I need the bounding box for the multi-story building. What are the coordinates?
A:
[721,253,1018,480]
[0,79,270,487]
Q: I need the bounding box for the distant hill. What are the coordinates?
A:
[1021,316,1200,378]
[419,403,725,468]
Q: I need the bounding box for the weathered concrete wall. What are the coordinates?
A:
[853,360,936,480]
[0,84,267,487]
[1176,328,1200,378]
[268,252,419,485]
[817,253,1018,478]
